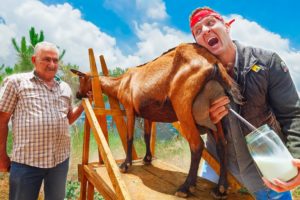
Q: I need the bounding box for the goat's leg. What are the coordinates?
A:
[211,122,229,199]
[174,120,204,198]
[120,110,135,173]
[143,119,152,165]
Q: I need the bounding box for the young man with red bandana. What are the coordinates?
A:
[190,7,300,199]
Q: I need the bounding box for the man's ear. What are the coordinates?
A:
[225,19,235,33]
[70,69,86,77]
[225,24,231,34]
[31,56,36,65]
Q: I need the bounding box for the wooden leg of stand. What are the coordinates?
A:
[87,181,95,200]
[79,175,87,200]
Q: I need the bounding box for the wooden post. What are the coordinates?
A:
[79,117,91,199]
[87,181,94,200]
[83,98,132,200]
[88,48,109,163]
[99,55,138,160]
[150,122,157,156]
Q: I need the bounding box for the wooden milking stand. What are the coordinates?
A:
[77,48,254,200]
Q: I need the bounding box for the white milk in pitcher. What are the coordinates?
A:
[246,124,298,183]
[253,156,298,183]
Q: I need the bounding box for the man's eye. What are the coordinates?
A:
[207,20,215,26]
[195,29,202,36]
[42,57,59,64]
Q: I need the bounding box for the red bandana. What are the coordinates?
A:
[190,8,224,29]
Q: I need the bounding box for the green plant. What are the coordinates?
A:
[11,27,66,73]
[0,64,14,84]
[6,130,13,155]
[65,180,80,199]
[64,180,104,200]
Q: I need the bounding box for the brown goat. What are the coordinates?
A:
[71,43,242,198]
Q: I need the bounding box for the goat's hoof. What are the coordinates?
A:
[143,156,152,165]
[189,185,196,193]
[143,160,152,165]
[175,190,188,198]
[119,162,129,173]
[175,185,191,198]
[210,185,228,200]
[219,185,225,194]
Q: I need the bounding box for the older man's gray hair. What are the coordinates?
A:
[34,41,59,55]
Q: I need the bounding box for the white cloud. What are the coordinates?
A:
[0,0,127,71]
[132,22,193,62]
[104,0,168,23]
[136,0,167,20]
[0,0,184,71]
[0,23,17,65]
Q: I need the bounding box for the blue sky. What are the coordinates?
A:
[41,0,300,50]
[0,0,300,89]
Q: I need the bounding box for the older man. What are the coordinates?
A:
[190,7,300,199]
[0,41,85,200]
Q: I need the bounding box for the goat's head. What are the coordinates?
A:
[70,69,92,99]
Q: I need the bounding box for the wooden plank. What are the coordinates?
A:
[84,165,116,200]
[82,117,91,165]
[99,55,138,160]
[150,122,157,156]
[172,122,243,191]
[94,107,126,116]
[88,49,109,163]
[87,181,94,200]
[201,150,242,191]
[79,117,91,199]
[92,159,254,200]
[82,98,132,200]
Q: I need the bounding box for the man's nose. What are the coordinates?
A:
[202,25,210,33]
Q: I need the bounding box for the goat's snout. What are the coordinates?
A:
[76,92,84,100]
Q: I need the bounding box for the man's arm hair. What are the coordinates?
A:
[67,103,84,125]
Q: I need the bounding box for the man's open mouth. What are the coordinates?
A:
[208,37,219,47]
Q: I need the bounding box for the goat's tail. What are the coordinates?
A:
[213,62,244,105]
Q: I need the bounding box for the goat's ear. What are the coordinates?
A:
[70,69,86,77]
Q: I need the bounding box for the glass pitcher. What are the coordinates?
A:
[246,124,298,183]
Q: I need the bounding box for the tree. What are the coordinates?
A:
[58,62,80,101]
[28,27,44,47]
[12,27,44,72]
[0,64,13,84]
[108,67,126,77]
[12,36,34,72]
[11,27,65,73]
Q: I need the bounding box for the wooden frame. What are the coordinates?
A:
[78,48,254,200]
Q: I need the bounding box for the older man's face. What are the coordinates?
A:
[192,16,231,56]
[32,49,59,82]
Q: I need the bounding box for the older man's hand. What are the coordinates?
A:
[0,154,11,172]
[263,159,300,192]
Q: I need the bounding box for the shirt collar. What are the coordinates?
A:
[31,70,61,85]
[233,40,258,73]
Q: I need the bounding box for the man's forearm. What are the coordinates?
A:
[68,103,84,124]
[0,122,9,157]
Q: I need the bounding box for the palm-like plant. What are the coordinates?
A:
[0,64,13,84]
[12,27,44,72]
[11,27,66,73]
